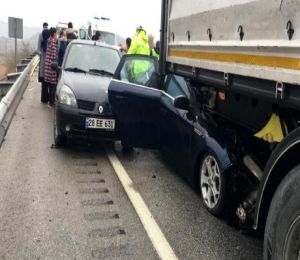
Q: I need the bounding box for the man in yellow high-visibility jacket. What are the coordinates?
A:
[127,26,151,84]
[128,26,150,56]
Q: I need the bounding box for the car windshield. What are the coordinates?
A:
[64,43,120,75]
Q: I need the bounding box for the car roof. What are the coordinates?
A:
[68,39,120,51]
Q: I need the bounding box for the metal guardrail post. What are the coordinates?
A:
[0,54,39,147]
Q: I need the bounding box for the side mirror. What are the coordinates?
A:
[51,62,61,72]
[174,95,190,110]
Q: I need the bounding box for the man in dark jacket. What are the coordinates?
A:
[37,22,50,103]
[91,31,101,41]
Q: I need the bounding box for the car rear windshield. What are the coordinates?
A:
[64,44,120,74]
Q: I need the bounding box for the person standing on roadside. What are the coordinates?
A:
[58,30,68,66]
[66,22,77,42]
[126,37,132,51]
[151,40,160,59]
[91,31,101,41]
[37,22,50,103]
[44,27,58,107]
[119,37,132,53]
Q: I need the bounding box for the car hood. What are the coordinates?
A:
[61,71,111,103]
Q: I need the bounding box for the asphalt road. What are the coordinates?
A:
[0,73,263,259]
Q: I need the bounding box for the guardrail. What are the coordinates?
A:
[0,55,39,147]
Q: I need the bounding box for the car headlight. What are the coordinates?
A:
[58,84,77,107]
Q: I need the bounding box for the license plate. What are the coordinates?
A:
[85,118,115,130]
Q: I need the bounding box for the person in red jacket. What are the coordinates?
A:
[44,27,58,107]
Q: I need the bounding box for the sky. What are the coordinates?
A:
[0,0,162,40]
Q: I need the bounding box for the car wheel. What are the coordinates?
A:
[263,166,300,260]
[199,153,226,216]
[54,115,66,147]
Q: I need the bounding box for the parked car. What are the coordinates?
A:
[108,54,234,215]
[53,40,122,146]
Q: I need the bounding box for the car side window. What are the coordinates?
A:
[117,55,159,88]
[164,75,190,99]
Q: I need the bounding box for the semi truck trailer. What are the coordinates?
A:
[159,0,300,259]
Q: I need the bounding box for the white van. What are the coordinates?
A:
[86,17,125,47]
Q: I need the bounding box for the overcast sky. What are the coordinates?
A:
[0,0,162,40]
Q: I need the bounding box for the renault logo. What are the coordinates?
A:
[99,105,104,114]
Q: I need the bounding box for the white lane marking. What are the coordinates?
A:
[106,147,178,260]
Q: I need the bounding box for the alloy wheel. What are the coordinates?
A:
[200,155,221,209]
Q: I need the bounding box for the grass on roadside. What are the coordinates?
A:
[0,40,34,79]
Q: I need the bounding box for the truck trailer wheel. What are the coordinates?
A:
[199,154,226,216]
[264,165,300,260]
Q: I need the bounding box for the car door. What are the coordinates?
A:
[160,75,196,172]
[108,54,162,148]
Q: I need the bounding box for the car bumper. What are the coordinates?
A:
[56,104,118,141]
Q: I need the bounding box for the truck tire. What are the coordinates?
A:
[199,153,226,216]
[263,165,300,260]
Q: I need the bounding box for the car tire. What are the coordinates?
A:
[263,165,300,260]
[199,153,226,216]
[54,115,66,147]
